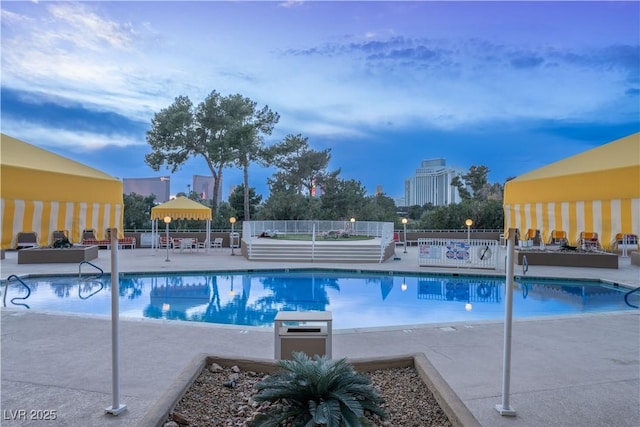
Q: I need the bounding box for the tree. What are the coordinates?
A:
[451,165,490,201]
[450,175,472,200]
[146,91,272,212]
[361,193,397,221]
[319,176,367,220]
[418,198,504,230]
[228,184,262,221]
[212,201,236,230]
[123,193,156,229]
[257,189,315,220]
[264,134,333,198]
[225,94,279,220]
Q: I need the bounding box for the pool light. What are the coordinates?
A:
[465,218,473,245]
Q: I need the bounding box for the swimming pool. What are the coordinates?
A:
[2,270,637,329]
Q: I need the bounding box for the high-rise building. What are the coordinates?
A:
[193,175,221,201]
[123,177,170,202]
[404,159,464,207]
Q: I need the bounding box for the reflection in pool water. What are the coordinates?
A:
[2,270,636,329]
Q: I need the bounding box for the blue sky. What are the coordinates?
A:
[2,1,638,202]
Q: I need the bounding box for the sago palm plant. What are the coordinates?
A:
[251,352,386,427]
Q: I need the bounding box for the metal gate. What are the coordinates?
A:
[418,238,499,269]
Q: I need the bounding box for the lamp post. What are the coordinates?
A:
[402,218,408,253]
[465,218,473,245]
[163,216,171,262]
[350,217,355,236]
[230,217,237,256]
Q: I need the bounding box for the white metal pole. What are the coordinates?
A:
[312,224,316,260]
[403,222,407,253]
[496,228,517,416]
[231,221,235,256]
[165,220,170,262]
[206,219,210,252]
[105,229,126,415]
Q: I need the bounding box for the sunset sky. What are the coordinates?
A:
[2,1,638,201]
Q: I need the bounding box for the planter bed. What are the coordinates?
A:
[143,354,479,427]
[18,245,99,264]
[516,249,618,269]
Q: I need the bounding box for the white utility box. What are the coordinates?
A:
[274,311,332,360]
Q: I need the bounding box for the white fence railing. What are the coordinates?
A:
[243,220,393,238]
[242,220,395,262]
[418,238,499,269]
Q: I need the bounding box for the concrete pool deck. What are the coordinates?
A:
[1,246,639,427]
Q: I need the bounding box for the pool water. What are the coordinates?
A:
[2,270,636,329]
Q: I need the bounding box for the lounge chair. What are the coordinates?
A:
[118,237,136,249]
[578,232,600,251]
[51,230,69,245]
[81,229,110,248]
[548,230,567,245]
[16,231,39,249]
[612,233,639,252]
[82,229,97,241]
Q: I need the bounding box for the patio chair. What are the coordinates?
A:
[211,237,223,249]
[159,236,174,249]
[176,237,196,252]
[393,232,402,246]
[15,231,39,249]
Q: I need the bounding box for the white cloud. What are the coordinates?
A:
[1,1,637,153]
[278,1,305,9]
[1,120,143,152]
[46,2,135,50]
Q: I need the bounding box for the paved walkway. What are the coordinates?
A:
[1,246,639,427]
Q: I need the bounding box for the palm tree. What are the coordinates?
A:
[252,352,386,427]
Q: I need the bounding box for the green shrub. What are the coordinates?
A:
[251,352,386,427]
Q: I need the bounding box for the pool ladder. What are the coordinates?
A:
[3,275,31,309]
[78,261,105,300]
[624,286,640,309]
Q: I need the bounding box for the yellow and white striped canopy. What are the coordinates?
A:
[503,132,639,249]
[150,196,212,221]
[1,134,124,249]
